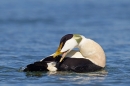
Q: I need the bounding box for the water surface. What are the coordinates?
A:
[0,0,130,86]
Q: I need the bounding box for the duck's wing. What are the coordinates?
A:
[23,56,61,72]
[58,57,103,73]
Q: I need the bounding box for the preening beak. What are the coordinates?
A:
[59,50,69,62]
[53,51,62,58]
[53,43,63,58]
[53,42,69,62]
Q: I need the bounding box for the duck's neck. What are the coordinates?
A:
[77,35,88,54]
[76,35,106,67]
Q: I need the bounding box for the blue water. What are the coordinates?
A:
[0,0,130,85]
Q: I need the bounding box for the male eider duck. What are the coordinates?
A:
[23,34,106,73]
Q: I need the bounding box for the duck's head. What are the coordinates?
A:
[53,34,82,62]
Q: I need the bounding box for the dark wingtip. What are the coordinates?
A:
[23,61,48,72]
[23,55,62,72]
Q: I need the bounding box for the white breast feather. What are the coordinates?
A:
[47,62,57,72]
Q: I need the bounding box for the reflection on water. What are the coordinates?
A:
[25,71,45,77]
[58,71,107,84]
[25,69,108,84]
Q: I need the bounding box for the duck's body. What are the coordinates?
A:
[24,50,103,72]
[23,34,106,73]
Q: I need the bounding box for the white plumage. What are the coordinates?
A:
[53,34,106,68]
